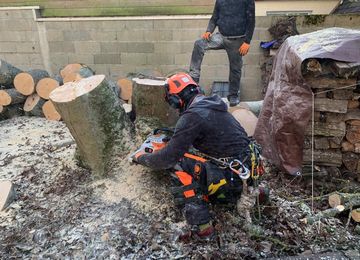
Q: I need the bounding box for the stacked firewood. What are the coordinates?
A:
[0,60,131,121]
[302,58,360,175]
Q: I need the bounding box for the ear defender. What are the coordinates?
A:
[164,83,184,109]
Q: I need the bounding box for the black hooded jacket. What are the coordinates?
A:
[207,0,255,43]
[138,95,250,170]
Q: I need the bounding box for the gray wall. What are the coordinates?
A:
[0,8,359,100]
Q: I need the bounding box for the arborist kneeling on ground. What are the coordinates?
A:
[130,73,266,240]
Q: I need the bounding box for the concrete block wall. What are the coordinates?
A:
[0,7,359,101]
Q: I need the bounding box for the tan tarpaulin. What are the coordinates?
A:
[254,28,360,175]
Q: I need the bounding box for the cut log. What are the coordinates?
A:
[14,69,49,95]
[326,89,354,100]
[60,64,94,83]
[301,205,345,224]
[132,77,179,126]
[314,98,348,114]
[342,140,355,152]
[0,59,22,87]
[342,152,360,172]
[23,93,45,117]
[346,125,360,144]
[231,108,258,136]
[351,208,360,223]
[36,78,60,99]
[305,121,346,137]
[0,103,23,120]
[329,60,360,79]
[117,78,133,101]
[348,100,359,109]
[0,88,26,106]
[42,100,61,121]
[329,136,342,149]
[304,75,356,89]
[314,111,344,123]
[303,149,342,167]
[49,75,133,177]
[328,192,360,208]
[345,109,360,121]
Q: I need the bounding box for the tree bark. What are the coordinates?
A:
[36,78,60,100]
[49,75,133,177]
[132,77,178,126]
[0,59,22,87]
[23,93,45,117]
[301,205,345,224]
[14,69,49,95]
[342,152,359,172]
[0,103,24,120]
[0,88,26,106]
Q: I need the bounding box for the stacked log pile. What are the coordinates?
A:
[0,61,107,121]
[302,59,360,175]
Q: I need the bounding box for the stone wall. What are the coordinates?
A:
[0,7,359,100]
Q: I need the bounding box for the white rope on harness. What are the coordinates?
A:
[310,83,359,213]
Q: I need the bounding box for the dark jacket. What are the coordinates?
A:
[138,95,250,170]
[207,0,255,43]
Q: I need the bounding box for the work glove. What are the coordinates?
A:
[202,32,212,41]
[128,149,146,164]
[239,42,250,56]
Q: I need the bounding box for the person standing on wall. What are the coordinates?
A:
[189,0,255,107]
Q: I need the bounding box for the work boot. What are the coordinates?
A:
[228,95,240,107]
[179,223,215,242]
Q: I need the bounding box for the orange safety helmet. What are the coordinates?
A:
[164,73,198,109]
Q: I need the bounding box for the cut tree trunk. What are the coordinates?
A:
[328,192,360,208]
[132,77,179,126]
[0,88,26,106]
[348,100,360,109]
[305,121,346,137]
[42,100,61,121]
[49,74,133,177]
[329,61,360,79]
[60,64,94,83]
[303,149,342,167]
[0,59,22,87]
[304,76,356,89]
[36,78,60,99]
[14,69,49,95]
[351,208,360,223]
[117,77,133,102]
[24,93,45,117]
[342,141,355,152]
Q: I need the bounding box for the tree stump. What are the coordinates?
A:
[49,75,133,177]
[132,77,178,126]
[14,69,49,95]
[42,100,61,121]
[24,93,45,117]
[36,78,60,99]
[0,59,22,87]
[0,88,26,106]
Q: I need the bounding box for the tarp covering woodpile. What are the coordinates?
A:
[254,27,360,175]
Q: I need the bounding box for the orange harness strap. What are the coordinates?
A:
[175,171,196,198]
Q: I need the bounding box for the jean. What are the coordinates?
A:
[189,32,244,98]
